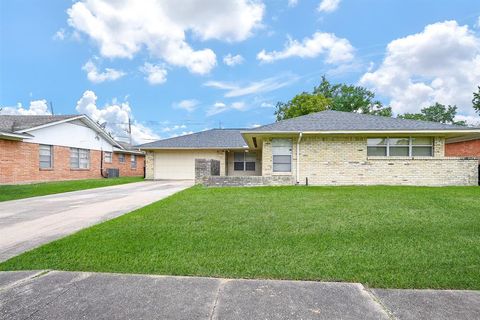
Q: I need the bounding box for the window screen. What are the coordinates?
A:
[272,139,292,172]
[39,145,53,169]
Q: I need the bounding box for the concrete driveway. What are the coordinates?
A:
[0,180,193,262]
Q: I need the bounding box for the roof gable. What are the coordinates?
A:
[0,114,123,149]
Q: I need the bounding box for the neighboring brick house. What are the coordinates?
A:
[140,111,480,186]
[445,135,480,162]
[0,114,144,184]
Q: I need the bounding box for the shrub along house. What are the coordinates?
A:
[140,110,480,186]
[0,114,144,184]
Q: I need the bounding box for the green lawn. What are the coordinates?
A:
[1,185,479,289]
[0,177,144,202]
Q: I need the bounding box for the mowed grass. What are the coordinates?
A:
[0,177,143,202]
[1,186,479,289]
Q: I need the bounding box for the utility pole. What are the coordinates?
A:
[50,101,55,115]
[128,118,132,145]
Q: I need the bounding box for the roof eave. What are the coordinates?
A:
[241,129,480,134]
[139,146,249,150]
[0,132,31,141]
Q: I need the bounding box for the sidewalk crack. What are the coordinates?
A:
[209,279,228,320]
[362,285,398,320]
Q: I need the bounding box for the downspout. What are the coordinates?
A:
[296,132,303,184]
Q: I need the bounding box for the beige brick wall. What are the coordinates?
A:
[145,151,155,180]
[262,135,478,186]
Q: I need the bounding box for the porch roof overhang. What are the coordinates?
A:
[241,129,480,149]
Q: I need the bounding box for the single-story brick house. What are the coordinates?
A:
[139,111,480,186]
[0,114,144,184]
[445,134,480,161]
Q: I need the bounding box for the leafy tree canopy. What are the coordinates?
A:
[275,76,392,121]
[473,86,480,115]
[398,103,466,126]
[274,93,331,121]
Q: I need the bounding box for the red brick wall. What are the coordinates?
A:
[0,140,144,184]
[103,152,145,177]
[445,140,480,159]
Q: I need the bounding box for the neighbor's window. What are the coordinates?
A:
[272,138,292,172]
[131,154,137,169]
[39,144,53,169]
[234,152,256,171]
[118,153,125,163]
[70,148,90,169]
[367,138,433,157]
[104,152,112,163]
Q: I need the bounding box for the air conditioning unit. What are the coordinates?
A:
[107,168,120,178]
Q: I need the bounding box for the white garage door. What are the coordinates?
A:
[153,150,221,180]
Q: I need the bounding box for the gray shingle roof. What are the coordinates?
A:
[0,115,79,133]
[138,129,248,149]
[247,110,478,132]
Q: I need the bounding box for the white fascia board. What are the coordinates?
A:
[0,132,30,140]
[139,146,249,150]
[16,115,85,133]
[242,129,480,134]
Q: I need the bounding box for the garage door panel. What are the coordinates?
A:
[154,150,221,180]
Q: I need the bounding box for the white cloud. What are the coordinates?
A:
[204,75,298,98]
[53,28,66,40]
[206,101,247,116]
[475,16,480,29]
[161,124,187,132]
[223,54,245,66]
[360,20,480,117]
[317,0,341,13]
[288,0,298,8]
[67,0,264,74]
[75,90,159,144]
[257,32,354,64]
[82,59,125,83]
[140,63,168,85]
[260,102,274,108]
[0,100,51,115]
[173,99,199,112]
[455,114,480,126]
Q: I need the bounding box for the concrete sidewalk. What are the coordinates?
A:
[0,180,193,262]
[0,271,478,320]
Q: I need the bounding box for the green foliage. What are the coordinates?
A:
[473,86,480,115]
[398,103,466,126]
[0,177,143,202]
[2,185,480,289]
[274,93,331,121]
[314,76,392,116]
[275,76,392,120]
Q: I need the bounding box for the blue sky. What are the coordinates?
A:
[1,0,479,143]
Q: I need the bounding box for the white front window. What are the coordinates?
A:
[39,144,53,169]
[104,152,112,163]
[272,139,292,172]
[234,152,256,171]
[131,154,137,169]
[70,148,90,169]
[367,137,433,157]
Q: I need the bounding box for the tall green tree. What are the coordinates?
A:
[398,103,466,126]
[313,76,392,116]
[275,76,392,121]
[274,93,331,121]
[473,86,480,115]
